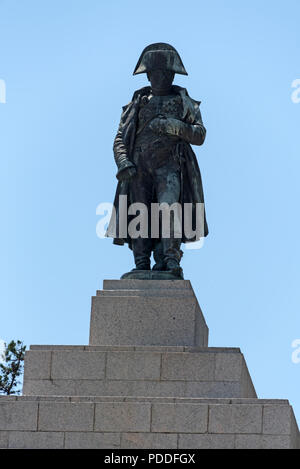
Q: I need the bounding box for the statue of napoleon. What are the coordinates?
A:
[106,43,208,279]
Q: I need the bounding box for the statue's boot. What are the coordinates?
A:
[152,242,165,271]
[131,237,152,271]
[161,238,183,278]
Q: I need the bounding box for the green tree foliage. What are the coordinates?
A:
[0,340,26,395]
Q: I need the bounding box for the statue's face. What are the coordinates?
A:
[147,69,175,91]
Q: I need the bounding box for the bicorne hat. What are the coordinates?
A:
[133,43,188,76]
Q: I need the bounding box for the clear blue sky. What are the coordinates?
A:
[0,0,299,422]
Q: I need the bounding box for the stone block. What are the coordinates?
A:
[161,352,215,381]
[240,359,257,398]
[106,351,161,380]
[103,279,191,291]
[38,402,94,432]
[178,433,235,449]
[185,381,242,398]
[291,410,300,449]
[8,431,64,449]
[121,432,178,449]
[126,380,186,398]
[151,403,208,433]
[89,280,208,347]
[214,353,243,381]
[0,402,38,431]
[95,402,151,432]
[0,432,8,449]
[235,434,291,449]
[208,404,262,434]
[23,379,77,396]
[65,432,121,449]
[90,296,203,347]
[51,350,106,380]
[262,404,293,435]
[23,351,51,380]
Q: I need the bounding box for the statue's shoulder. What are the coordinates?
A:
[173,85,202,122]
[173,85,201,106]
[132,86,151,101]
[122,86,151,111]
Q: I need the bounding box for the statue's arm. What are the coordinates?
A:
[149,102,206,147]
[179,105,206,146]
[113,115,136,181]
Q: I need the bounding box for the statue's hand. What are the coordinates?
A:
[149,117,165,135]
[149,117,184,137]
[117,166,137,182]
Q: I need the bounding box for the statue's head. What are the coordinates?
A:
[133,43,187,92]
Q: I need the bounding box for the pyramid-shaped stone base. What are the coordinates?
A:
[0,280,299,449]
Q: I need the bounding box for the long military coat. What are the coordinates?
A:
[106,85,209,248]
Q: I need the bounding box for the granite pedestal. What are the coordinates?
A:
[0,280,299,449]
[90,280,208,347]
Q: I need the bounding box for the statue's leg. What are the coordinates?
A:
[161,238,182,270]
[154,162,183,276]
[131,238,152,270]
[129,162,153,271]
[152,241,164,271]
[153,240,183,271]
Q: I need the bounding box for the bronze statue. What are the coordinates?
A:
[106,43,208,279]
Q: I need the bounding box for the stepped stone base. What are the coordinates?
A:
[23,345,256,398]
[0,396,299,449]
[0,279,299,448]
